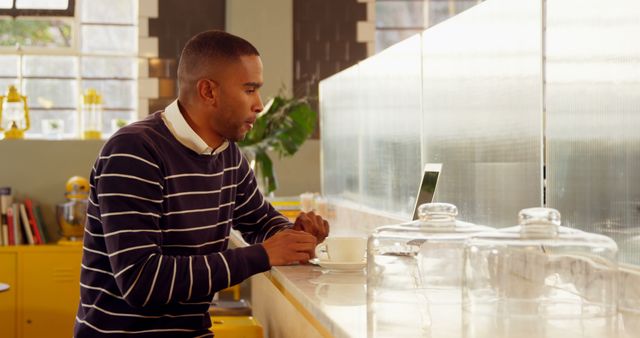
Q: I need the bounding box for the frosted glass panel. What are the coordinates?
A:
[24,110,76,138]
[16,0,68,9]
[359,35,422,216]
[420,0,542,227]
[82,80,136,109]
[81,56,136,78]
[22,56,77,77]
[0,79,18,94]
[23,79,77,109]
[320,65,362,202]
[0,56,18,77]
[81,26,137,54]
[546,0,640,264]
[81,0,137,24]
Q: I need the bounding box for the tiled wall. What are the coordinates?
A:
[138,0,160,118]
[293,0,373,136]
[146,0,226,114]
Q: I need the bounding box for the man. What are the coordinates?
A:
[74,30,329,337]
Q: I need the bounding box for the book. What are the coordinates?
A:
[19,203,35,245]
[33,204,48,244]
[24,199,43,244]
[7,207,15,245]
[0,187,11,244]
[1,224,7,246]
[12,204,23,245]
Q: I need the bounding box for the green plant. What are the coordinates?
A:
[115,118,128,128]
[238,94,317,194]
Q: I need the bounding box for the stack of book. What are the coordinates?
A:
[0,186,49,246]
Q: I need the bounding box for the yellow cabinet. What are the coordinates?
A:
[0,252,17,338]
[0,245,82,338]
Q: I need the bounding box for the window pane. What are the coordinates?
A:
[23,79,77,109]
[375,29,422,53]
[16,0,69,9]
[0,18,72,48]
[81,0,136,24]
[25,110,76,139]
[376,2,425,28]
[0,56,18,77]
[0,78,19,95]
[81,56,136,78]
[103,110,135,137]
[23,56,77,77]
[82,80,135,109]
[81,25,136,54]
[0,0,11,9]
[429,1,454,26]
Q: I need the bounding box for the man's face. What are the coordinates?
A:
[209,55,264,142]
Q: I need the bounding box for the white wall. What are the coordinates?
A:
[227,0,321,196]
[226,0,294,98]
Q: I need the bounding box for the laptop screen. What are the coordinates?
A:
[412,163,442,220]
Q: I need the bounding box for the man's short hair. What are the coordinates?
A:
[177,30,260,93]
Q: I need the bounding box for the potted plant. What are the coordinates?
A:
[238,94,317,195]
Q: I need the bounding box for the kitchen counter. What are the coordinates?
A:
[232,231,640,338]
[262,262,367,338]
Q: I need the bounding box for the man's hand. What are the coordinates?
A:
[262,229,317,266]
[292,211,330,243]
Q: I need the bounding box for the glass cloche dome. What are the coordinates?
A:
[463,207,618,338]
[367,203,493,338]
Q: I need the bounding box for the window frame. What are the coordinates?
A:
[0,0,75,17]
[0,0,138,139]
[0,15,77,53]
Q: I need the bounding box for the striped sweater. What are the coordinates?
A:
[74,112,291,337]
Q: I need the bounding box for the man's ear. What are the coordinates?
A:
[196,78,219,106]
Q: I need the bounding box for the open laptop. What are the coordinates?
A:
[412,163,442,220]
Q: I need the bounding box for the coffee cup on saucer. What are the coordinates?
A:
[315,236,366,263]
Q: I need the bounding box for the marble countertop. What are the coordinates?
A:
[231,230,640,338]
[268,262,367,338]
[267,261,640,338]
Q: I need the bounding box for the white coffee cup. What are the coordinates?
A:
[315,236,366,262]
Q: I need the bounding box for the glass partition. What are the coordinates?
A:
[421,0,543,226]
[358,35,423,216]
[320,65,362,202]
[321,0,640,264]
[545,0,640,264]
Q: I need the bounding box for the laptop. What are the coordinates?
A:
[412,163,442,220]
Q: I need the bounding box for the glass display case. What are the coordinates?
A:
[463,207,618,338]
[367,203,492,337]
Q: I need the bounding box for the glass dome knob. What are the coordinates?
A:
[518,207,561,237]
[418,202,458,222]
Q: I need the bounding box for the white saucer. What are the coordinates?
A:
[314,259,366,271]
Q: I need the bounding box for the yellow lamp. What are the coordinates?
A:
[81,88,103,139]
[0,85,30,139]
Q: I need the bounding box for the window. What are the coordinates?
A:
[375,0,484,53]
[0,0,74,15]
[0,0,137,139]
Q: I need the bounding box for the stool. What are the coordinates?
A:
[210,316,263,338]
[209,284,262,338]
[209,299,252,316]
[219,284,241,300]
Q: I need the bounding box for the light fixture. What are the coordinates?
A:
[0,85,30,140]
[81,88,103,140]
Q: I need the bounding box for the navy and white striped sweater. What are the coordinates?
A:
[74,112,291,337]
